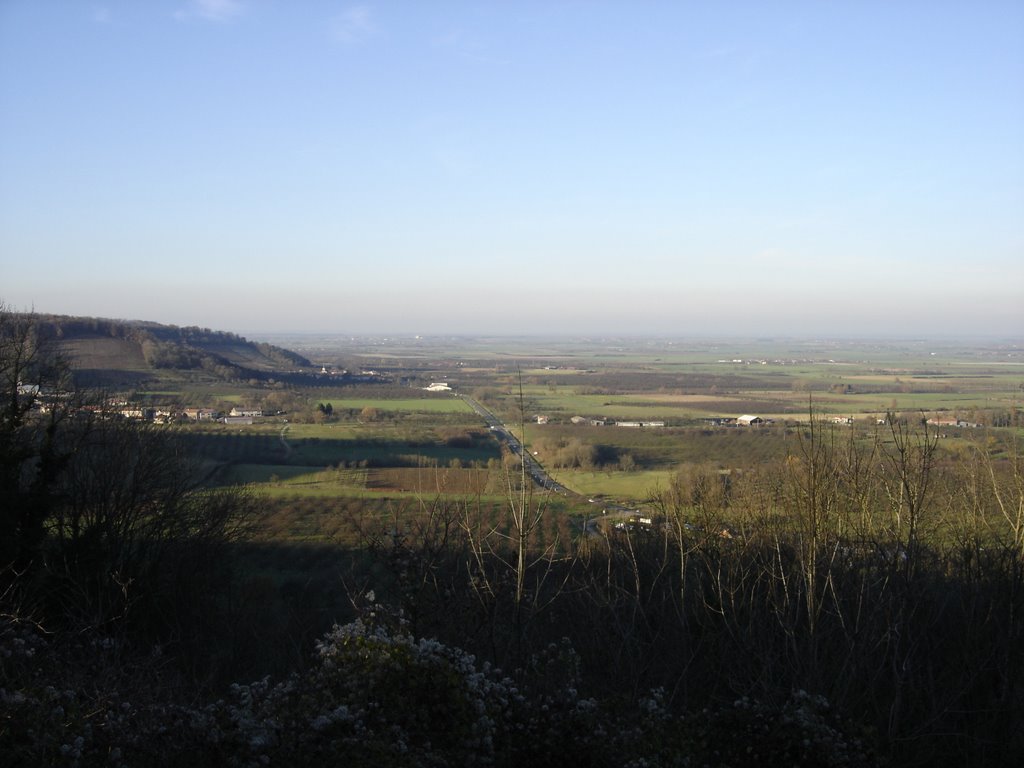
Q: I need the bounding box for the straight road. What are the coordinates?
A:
[459,395,573,495]
[460,395,642,535]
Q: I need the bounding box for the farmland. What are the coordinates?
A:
[86,333,1007,612]
[169,335,1024,518]
[153,335,1022,609]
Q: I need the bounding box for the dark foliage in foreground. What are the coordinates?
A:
[2,308,1022,766]
[1,607,876,768]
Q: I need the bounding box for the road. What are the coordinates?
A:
[458,397,638,536]
[459,395,577,495]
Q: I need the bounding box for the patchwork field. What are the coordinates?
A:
[142,336,1020,545]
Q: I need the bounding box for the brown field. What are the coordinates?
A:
[255,492,578,551]
[366,467,495,495]
[59,337,150,370]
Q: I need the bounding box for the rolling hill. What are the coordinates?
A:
[26,314,314,386]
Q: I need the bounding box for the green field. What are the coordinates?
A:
[127,336,1021,524]
[549,469,674,500]
[317,397,472,413]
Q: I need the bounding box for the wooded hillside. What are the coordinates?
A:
[23,314,312,384]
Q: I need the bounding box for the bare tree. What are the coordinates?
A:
[0,305,81,572]
[881,411,938,580]
[1,305,259,649]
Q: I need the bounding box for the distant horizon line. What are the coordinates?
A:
[5,306,1020,345]
[242,330,1024,344]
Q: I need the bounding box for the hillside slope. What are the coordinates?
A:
[26,314,313,386]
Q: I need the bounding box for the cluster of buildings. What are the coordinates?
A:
[547,414,775,428]
[183,406,264,425]
[22,386,270,426]
[105,402,264,425]
[926,416,979,429]
[542,416,668,427]
[703,415,772,427]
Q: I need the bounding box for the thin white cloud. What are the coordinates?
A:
[696,44,738,60]
[175,0,244,23]
[431,28,507,66]
[330,5,374,44]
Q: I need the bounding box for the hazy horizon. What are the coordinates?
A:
[244,329,1024,344]
[2,1,1022,338]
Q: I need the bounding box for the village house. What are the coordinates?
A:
[153,408,175,424]
[229,407,262,417]
[737,415,763,426]
[927,417,979,428]
[184,407,218,421]
[119,407,151,420]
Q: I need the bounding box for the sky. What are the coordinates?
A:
[1,1,1022,338]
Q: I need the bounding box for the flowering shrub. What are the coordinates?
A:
[219,611,520,765]
[2,611,525,767]
[1,612,874,767]
[689,690,875,767]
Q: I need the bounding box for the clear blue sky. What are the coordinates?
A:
[2,1,1022,337]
